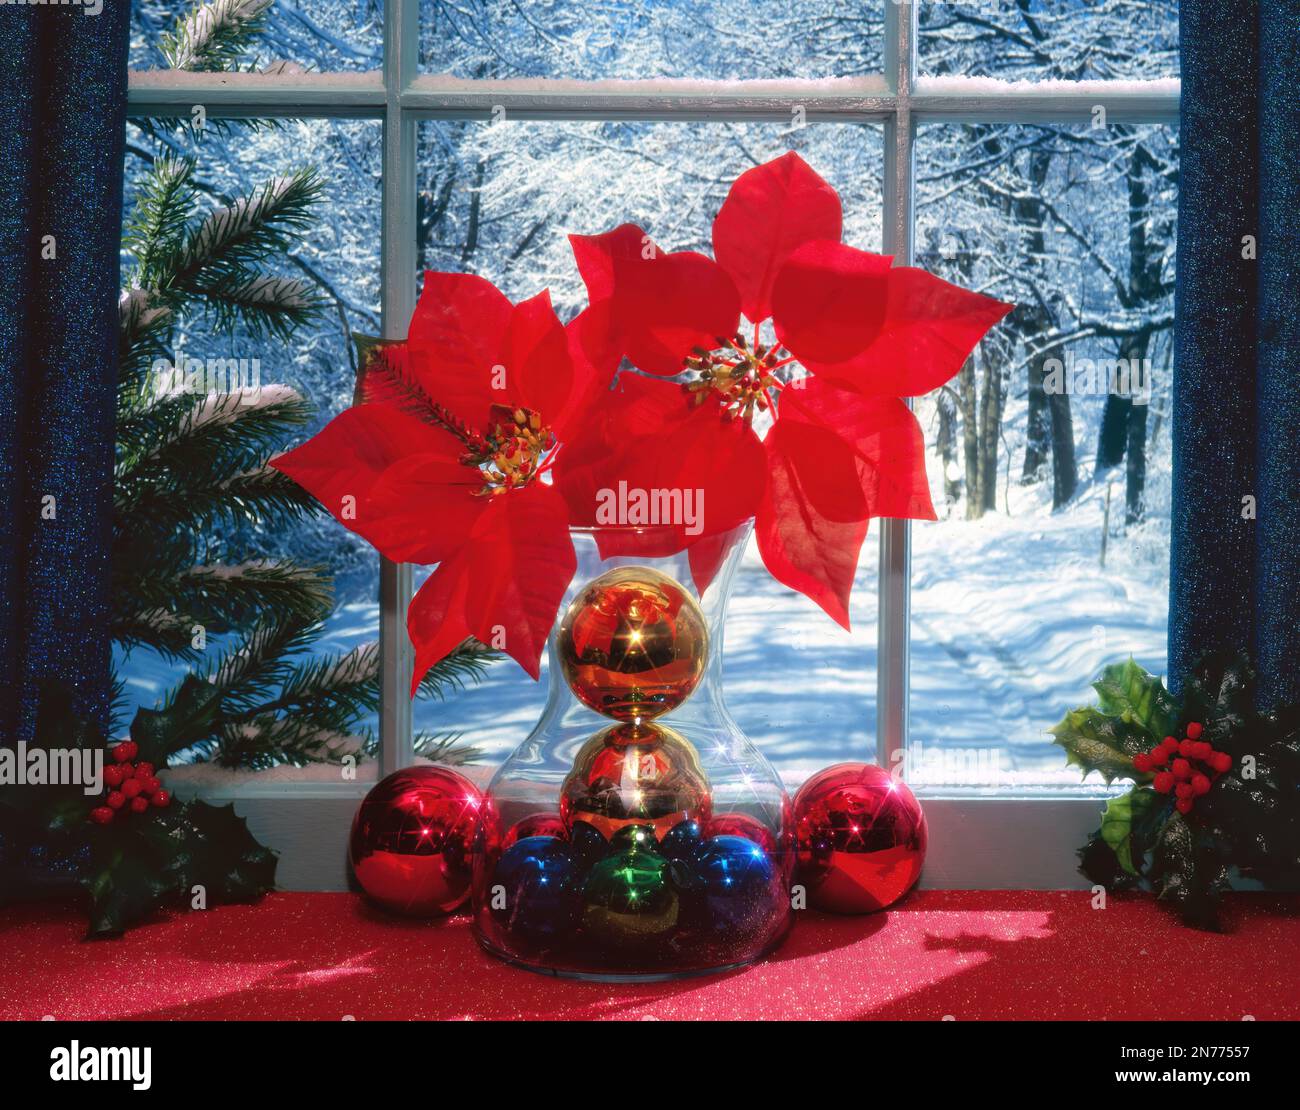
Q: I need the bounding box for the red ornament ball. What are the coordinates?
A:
[793,763,927,914]
[349,767,483,917]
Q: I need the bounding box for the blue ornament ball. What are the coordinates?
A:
[568,820,609,872]
[489,835,581,943]
[660,818,704,860]
[689,834,778,939]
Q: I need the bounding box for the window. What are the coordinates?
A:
[126,1,1179,885]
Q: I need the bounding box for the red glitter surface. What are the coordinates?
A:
[2,891,1297,1021]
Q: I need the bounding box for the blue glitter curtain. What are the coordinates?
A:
[0,4,129,742]
[1171,2,1300,707]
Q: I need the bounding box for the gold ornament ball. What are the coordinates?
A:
[557,566,708,721]
[560,721,711,843]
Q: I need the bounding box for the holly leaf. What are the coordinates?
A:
[82,828,175,938]
[148,800,278,905]
[1049,707,1151,784]
[129,674,222,768]
[1180,651,1254,733]
[1150,813,1227,931]
[1098,786,1162,876]
[1092,658,1178,744]
[1077,831,1141,891]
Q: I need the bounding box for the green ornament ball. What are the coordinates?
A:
[581,847,679,950]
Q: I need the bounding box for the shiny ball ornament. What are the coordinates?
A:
[558,566,708,721]
[502,812,566,850]
[660,818,704,860]
[349,767,483,916]
[560,722,710,842]
[706,813,779,856]
[793,763,927,914]
[688,835,778,939]
[568,821,609,873]
[581,846,679,950]
[489,836,581,944]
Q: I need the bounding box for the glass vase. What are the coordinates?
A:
[471,522,794,980]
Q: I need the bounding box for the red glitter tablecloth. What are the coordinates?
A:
[2,891,1297,1021]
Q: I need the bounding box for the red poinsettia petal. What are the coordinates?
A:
[553,372,684,532]
[686,526,748,596]
[406,271,512,430]
[557,374,764,558]
[408,482,575,685]
[712,151,843,323]
[570,225,741,375]
[800,267,1015,398]
[770,240,894,365]
[780,379,936,521]
[504,289,584,436]
[657,395,765,542]
[270,402,461,530]
[757,416,870,629]
[362,454,487,564]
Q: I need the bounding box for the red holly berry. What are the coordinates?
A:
[1133,753,1151,772]
[133,762,155,779]
[1192,741,1212,761]
[121,778,144,799]
[105,790,125,810]
[1153,771,1174,794]
[1161,736,1179,753]
[103,765,124,788]
[129,796,149,814]
[1186,721,1203,740]
[1211,751,1233,774]
[1172,758,1192,780]
[1147,747,1169,767]
[1175,797,1194,815]
[139,775,161,795]
[89,807,114,825]
[1175,782,1194,800]
[111,741,138,763]
[151,790,171,808]
[1179,738,1197,758]
[1191,773,1211,796]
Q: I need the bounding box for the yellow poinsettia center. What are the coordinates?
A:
[681,331,794,425]
[463,405,555,496]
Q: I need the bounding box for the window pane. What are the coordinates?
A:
[918,1,1179,80]
[116,117,383,782]
[130,0,383,72]
[420,0,884,78]
[413,120,884,783]
[908,121,1177,791]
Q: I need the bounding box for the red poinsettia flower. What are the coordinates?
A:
[271,272,602,684]
[560,151,1012,625]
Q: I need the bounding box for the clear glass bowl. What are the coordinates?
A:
[471,523,794,980]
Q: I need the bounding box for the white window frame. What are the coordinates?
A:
[127,1,1180,890]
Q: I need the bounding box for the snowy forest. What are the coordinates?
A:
[120,0,1180,790]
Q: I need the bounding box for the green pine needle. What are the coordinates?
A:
[160,0,273,72]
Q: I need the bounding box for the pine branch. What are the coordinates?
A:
[413,732,484,766]
[169,169,323,296]
[111,605,204,661]
[117,463,321,546]
[123,153,198,290]
[417,638,501,700]
[160,0,273,72]
[202,615,321,718]
[117,288,174,402]
[117,386,312,497]
[211,718,367,770]
[184,272,321,341]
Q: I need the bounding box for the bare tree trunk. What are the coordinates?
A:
[978,346,1003,514]
[1023,360,1050,482]
[959,360,982,519]
[936,388,961,508]
[1048,384,1078,508]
